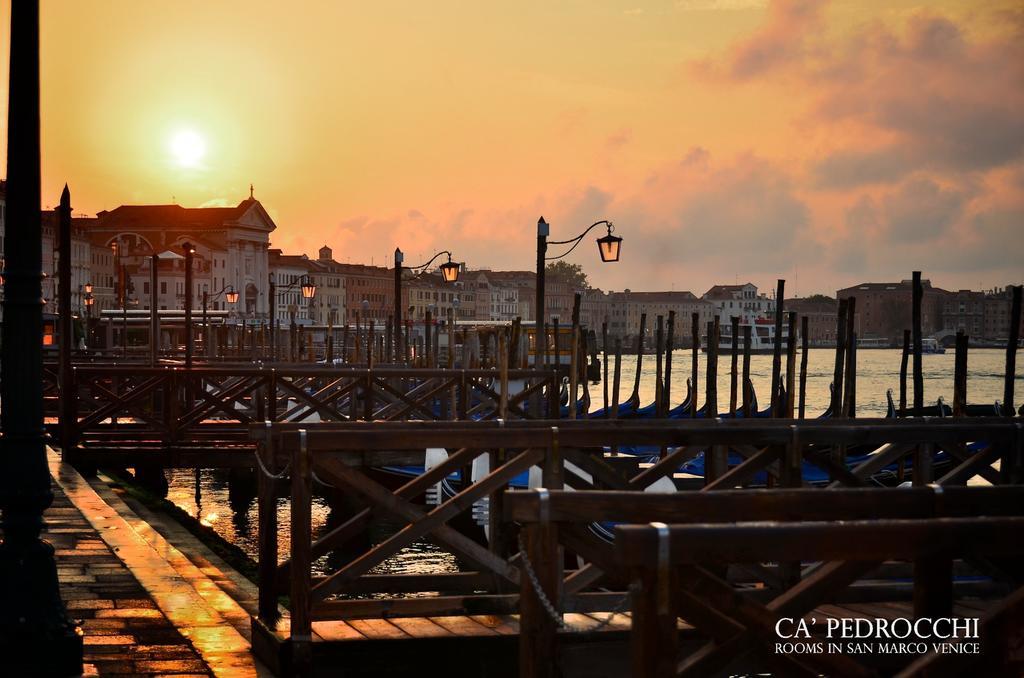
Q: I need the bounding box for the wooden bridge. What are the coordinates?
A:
[246,418,1023,677]
[52,365,560,468]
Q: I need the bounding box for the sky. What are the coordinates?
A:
[1,0,1022,296]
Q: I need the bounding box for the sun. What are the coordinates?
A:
[170,129,206,167]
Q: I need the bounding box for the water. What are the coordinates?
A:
[162,348,1021,574]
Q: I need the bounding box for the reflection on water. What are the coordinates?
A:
[611,347,1021,417]
[165,469,459,577]
[163,348,1021,573]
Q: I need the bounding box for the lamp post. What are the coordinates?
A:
[84,290,94,349]
[202,285,238,358]
[0,1,83,672]
[273,274,315,362]
[534,217,621,368]
[394,249,460,361]
[182,241,195,367]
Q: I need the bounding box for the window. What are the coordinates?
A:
[160,282,167,295]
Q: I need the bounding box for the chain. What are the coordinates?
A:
[311,467,338,488]
[516,532,630,634]
[253,448,291,479]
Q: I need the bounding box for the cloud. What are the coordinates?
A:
[813,147,915,189]
[699,4,1024,184]
[882,177,967,243]
[695,0,823,80]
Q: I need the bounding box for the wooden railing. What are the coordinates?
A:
[506,486,1024,678]
[60,366,559,466]
[249,418,1021,674]
[618,516,1024,677]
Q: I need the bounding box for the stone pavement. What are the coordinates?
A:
[46,472,213,676]
[46,450,268,677]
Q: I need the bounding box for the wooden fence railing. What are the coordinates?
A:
[618,517,1024,677]
[249,418,1020,674]
[60,366,559,466]
[505,486,1024,678]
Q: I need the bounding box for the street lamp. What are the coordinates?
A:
[201,284,239,358]
[1,2,84,671]
[393,248,461,361]
[270,274,316,362]
[182,241,195,367]
[534,217,621,368]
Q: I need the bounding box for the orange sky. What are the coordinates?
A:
[1,0,1022,295]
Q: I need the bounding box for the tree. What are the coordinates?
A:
[545,261,589,290]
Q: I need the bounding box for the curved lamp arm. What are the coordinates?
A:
[406,250,454,271]
[546,220,614,261]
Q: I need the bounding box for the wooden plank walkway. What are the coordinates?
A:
[32,473,214,676]
[47,450,270,677]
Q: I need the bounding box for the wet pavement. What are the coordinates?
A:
[47,450,268,677]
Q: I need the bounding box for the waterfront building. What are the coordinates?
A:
[982,286,1024,341]
[81,195,276,318]
[333,262,398,323]
[268,249,316,325]
[785,296,840,345]
[837,280,946,344]
[308,245,347,326]
[942,290,986,338]
[702,283,776,326]
[600,289,714,344]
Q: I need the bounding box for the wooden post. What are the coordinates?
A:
[831,298,848,418]
[664,311,675,416]
[601,320,609,416]
[953,331,968,417]
[785,311,797,418]
[741,325,752,417]
[706,318,725,483]
[425,310,433,368]
[843,299,856,418]
[899,329,910,416]
[654,315,664,416]
[691,312,700,418]
[770,279,785,417]
[290,430,313,672]
[912,271,924,412]
[611,339,622,421]
[257,434,279,626]
[1004,285,1022,416]
[630,535,678,678]
[705,319,719,419]
[552,317,559,369]
[568,326,579,419]
[367,320,375,370]
[500,332,510,420]
[521,443,565,678]
[799,315,808,419]
[729,315,739,416]
[629,313,646,408]
[914,554,953,619]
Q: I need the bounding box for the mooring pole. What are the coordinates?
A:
[0,1,84,671]
[912,271,923,412]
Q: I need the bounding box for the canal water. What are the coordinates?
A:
[162,348,1021,576]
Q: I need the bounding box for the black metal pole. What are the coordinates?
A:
[269,274,276,361]
[394,248,403,362]
[121,263,128,359]
[535,217,547,369]
[184,242,194,368]
[202,291,209,359]
[57,187,73,447]
[150,253,158,366]
[0,0,83,671]
[290,310,297,362]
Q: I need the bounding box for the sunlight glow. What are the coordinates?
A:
[170,129,206,168]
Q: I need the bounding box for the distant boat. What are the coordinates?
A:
[921,337,946,354]
[705,317,788,354]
